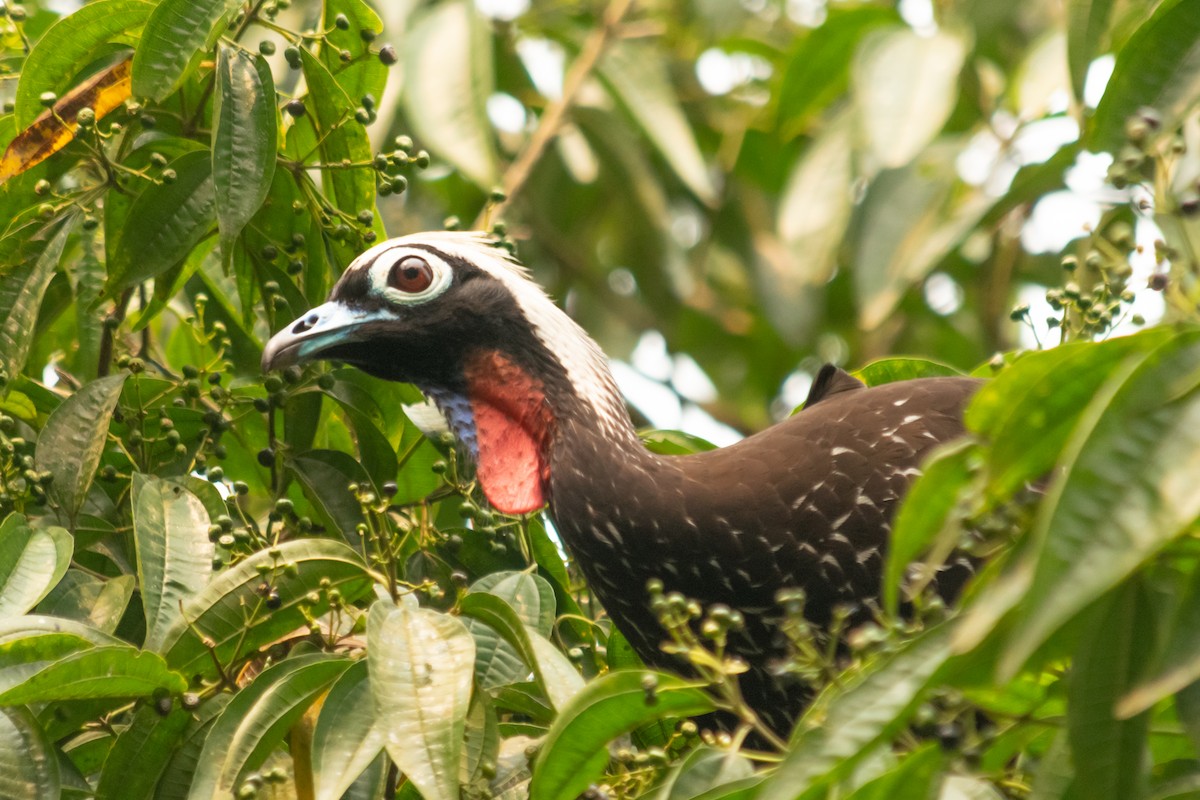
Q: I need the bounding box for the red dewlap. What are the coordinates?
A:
[464,351,555,514]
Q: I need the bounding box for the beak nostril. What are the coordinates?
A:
[293,312,320,335]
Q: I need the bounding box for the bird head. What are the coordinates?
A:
[262,231,629,514]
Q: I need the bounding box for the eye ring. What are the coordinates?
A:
[388,256,434,294]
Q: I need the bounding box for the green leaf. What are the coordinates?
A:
[0,514,72,619]
[132,0,242,100]
[298,46,376,218]
[883,440,980,614]
[33,372,125,521]
[401,1,498,188]
[0,615,124,648]
[1088,0,1200,152]
[470,571,556,636]
[460,591,583,710]
[159,539,372,678]
[132,474,215,651]
[0,645,186,704]
[94,703,192,800]
[186,654,352,800]
[851,142,992,330]
[639,430,717,456]
[841,744,942,800]
[651,746,754,800]
[597,41,717,205]
[1067,0,1116,103]
[1000,330,1200,677]
[37,571,135,634]
[153,694,232,800]
[853,357,963,386]
[1066,583,1153,800]
[212,43,277,259]
[967,327,1173,503]
[775,6,900,137]
[368,599,476,800]
[14,0,153,127]
[0,706,59,800]
[529,670,716,800]
[311,660,386,800]
[320,0,387,113]
[1124,560,1200,717]
[107,150,216,294]
[776,108,854,292]
[0,220,70,379]
[0,633,97,695]
[852,27,966,168]
[760,625,953,800]
[288,450,370,544]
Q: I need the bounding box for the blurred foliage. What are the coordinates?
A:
[0,0,1198,799]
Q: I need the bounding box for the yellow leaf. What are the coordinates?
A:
[0,57,132,184]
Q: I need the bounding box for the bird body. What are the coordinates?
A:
[263,232,980,731]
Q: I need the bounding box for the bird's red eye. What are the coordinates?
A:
[388,256,434,293]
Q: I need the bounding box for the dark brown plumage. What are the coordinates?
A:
[262,232,981,733]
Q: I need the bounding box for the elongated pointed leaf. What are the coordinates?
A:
[0,515,72,619]
[777,109,854,287]
[311,660,386,800]
[132,0,242,100]
[0,615,124,648]
[854,357,963,386]
[106,149,216,293]
[1000,331,1200,678]
[1089,0,1200,152]
[0,59,133,182]
[212,43,276,258]
[368,600,476,800]
[159,539,371,678]
[851,142,992,330]
[402,1,498,188]
[652,746,754,800]
[320,0,387,112]
[966,328,1173,502]
[852,27,966,168]
[37,571,135,634]
[529,670,716,800]
[1067,0,1116,103]
[14,0,152,127]
[883,440,980,614]
[0,706,59,800]
[1121,562,1200,717]
[776,7,901,137]
[598,42,717,205]
[0,645,186,704]
[34,373,126,521]
[153,694,232,800]
[760,625,954,800]
[0,221,70,378]
[187,654,352,800]
[94,703,192,800]
[460,591,583,711]
[1067,583,1153,800]
[463,571,556,690]
[0,633,97,694]
[132,474,214,651]
[297,46,377,266]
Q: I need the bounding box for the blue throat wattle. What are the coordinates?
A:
[421,386,479,459]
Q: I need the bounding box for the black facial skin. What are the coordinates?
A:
[313,246,577,408]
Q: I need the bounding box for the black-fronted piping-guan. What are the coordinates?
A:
[261,232,981,734]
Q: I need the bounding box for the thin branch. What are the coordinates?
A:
[474,0,636,228]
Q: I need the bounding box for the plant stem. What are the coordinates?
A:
[475,0,636,228]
